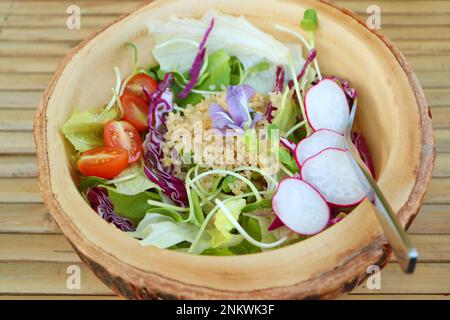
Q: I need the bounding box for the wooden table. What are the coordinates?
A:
[0,0,449,300]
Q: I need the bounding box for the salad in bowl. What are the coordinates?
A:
[61,9,374,256]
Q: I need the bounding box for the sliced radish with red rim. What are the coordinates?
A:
[295,129,345,167]
[272,178,330,235]
[301,148,368,207]
[305,79,350,134]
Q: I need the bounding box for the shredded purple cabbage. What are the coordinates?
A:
[143,74,189,207]
[86,187,135,231]
[265,66,285,123]
[352,131,376,179]
[179,19,215,99]
[288,49,317,89]
[280,137,296,153]
[327,76,357,106]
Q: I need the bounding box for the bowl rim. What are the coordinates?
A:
[34,0,435,299]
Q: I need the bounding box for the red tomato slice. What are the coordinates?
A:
[104,120,143,163]
[120,94,149,132]
[78,147,129,179]
[123,73,158,102]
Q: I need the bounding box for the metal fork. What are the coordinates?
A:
[343,99,418,274]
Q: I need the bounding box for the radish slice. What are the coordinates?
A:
[295,129,345,166]
[301,148,368,206]
[272,178,330,235]
[305,79,350,134]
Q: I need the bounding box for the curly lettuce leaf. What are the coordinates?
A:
[61,108,117,152]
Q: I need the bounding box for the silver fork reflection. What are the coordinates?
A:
[343,98,418,274]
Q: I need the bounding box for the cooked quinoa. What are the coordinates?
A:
[162,90,279,195]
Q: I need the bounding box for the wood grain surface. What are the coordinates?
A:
[0,0,448,300]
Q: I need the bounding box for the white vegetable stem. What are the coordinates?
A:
[105,66,122,111]
[288,55,312,136]
[188,190,274,253]
[154,38,199,50]
[214,199,288,249]
[191,169,263,202]
[147,199,190,212]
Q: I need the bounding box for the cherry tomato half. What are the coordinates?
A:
[120,94,149,132]
[123,73,158,102]
[77,147,129,179]
[104,120,143,163]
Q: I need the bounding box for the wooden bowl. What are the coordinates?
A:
[34,0,435,299]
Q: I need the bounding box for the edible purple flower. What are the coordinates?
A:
[143,74,189,207]
[86,187,135,231]
[209,84,263,135]
[179,19,215,99]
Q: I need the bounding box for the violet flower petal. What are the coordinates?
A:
[208,103,235,130]
[226,84,255,126]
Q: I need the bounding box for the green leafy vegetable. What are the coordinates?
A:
[207,198,246,248]
[196,49,231,91]
[78,176,106,192]
[202,247,235,256]
[242,199,272,213]
[279,148,300,174]
[229,56,245,85]
[190,189,205,225]
[146,208,184,222]
[221,175,237,193]
[229,215,262,254]
[241,61,271,84]
[272,89,297,135]
[61,108,117,152]
[108,189,160,225]
[129,213,210,251]
[113,163,161,196]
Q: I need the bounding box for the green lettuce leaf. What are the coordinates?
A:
[61,108,118,152]
[272,93,297,136]
[108,189,160,225]
[129,213,210,251]
[196,49,231,91]
[207,199,246,248]
[113,163,161,196]
[78,176,106,192]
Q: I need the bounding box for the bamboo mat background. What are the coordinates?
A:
[0,0,449,300]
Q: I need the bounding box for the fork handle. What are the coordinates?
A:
[347,148,418,273]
